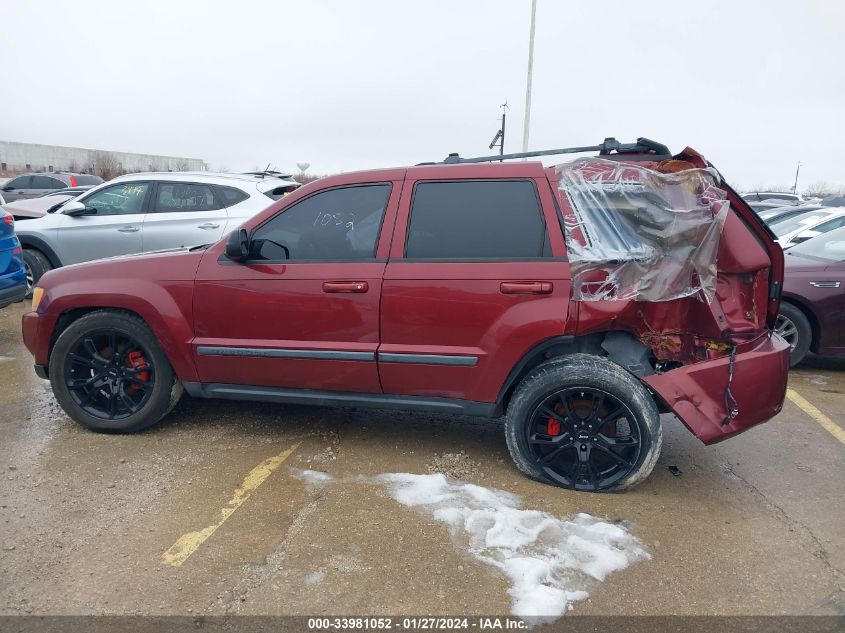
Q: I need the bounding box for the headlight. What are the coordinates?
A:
[31,287,45,311]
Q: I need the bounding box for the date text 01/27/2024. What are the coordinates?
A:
[307,617,528,630]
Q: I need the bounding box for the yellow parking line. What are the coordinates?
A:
[162,442,301,567]
[786,388,845,446]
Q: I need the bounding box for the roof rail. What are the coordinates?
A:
[241,170,294,179]
[431,137,671,165]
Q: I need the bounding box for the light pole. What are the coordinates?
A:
[521,0,538,153]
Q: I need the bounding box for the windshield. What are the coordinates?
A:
[788,226,845,262]
[772,211,832,237]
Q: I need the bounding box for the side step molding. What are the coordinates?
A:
[181,382,498,418]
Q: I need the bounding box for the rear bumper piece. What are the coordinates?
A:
[34,364,48,379]
[644,332,790,444]
[0,282,26,309]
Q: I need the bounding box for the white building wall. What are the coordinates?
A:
[0,141,205,174]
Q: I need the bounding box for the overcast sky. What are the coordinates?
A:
[3,0,843,190]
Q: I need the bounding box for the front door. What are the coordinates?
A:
[379,173,572,404]
[142,181,230,251]
[56,181,151,264]
[192,181,400,393]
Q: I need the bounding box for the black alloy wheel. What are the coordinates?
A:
[63,329,156,420]
[526,387,641,491]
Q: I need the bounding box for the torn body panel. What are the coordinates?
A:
[552,151,786,444]
[644,333,789,444]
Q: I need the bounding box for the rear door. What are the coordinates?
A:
[141,181,229,251]
[378,168,572,404]
[191,180,401,393]
[55,181,150,264]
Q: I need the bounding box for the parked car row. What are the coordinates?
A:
[1,171,300,295]
[0,172,103,202]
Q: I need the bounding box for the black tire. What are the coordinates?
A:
[23,249,52,298]
[48,310,182,432]
[505,354,662,492]
[775,302,811,367]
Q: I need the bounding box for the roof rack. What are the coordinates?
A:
[242,170,294,179]
[429,137,671,165]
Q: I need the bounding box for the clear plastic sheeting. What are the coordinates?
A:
[556,158,729,303]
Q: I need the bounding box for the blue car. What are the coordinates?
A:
[0,209,27,309]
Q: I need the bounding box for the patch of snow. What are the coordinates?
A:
[377,473,649,621]
[292,469,333,487]
[306,570,326,584]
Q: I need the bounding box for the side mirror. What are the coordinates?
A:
[0,185,11,192]
[62,200,88,216]
[225,228,250,261]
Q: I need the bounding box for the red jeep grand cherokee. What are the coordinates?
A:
[22,138,789,492]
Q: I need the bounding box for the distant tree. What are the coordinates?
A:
[803,181,844,198]
[93,151,123,180]
[174,160,190,171]
[293,173,324,185]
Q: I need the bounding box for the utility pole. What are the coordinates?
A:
[522,0,538,153]
[792,160,802,194]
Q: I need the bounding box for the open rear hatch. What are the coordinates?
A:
[553,147,789,443]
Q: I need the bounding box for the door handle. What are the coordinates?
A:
[500,281,553,295]
[117,225,140,233]
[322,281,369,293]
[198,223,220,230]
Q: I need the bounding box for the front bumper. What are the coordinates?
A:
[644,332,790,444]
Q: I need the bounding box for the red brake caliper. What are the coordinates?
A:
[546,417,561,435]
[126,351,149,394]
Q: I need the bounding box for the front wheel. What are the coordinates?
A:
[49,310,182,432]
[22,249,52,298]
[775,302,811,367]
[505,354,662,492]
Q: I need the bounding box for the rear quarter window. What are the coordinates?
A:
[214,186,249,206]
[405,180,547,259]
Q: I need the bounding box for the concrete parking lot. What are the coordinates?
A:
[1,299,843,621]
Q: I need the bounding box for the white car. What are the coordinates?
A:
[16,171,300,293]
[772,208,845,249]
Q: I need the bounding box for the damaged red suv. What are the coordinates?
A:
[21,138,789,492]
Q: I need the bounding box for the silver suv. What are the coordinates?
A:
[16,171,299,292]
[1,172,103,202]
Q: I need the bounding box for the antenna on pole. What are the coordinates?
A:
[489,101,509,161]
[792,160,802,194]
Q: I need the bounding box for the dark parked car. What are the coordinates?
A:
[0,209,26,308]
[0,173,103,202]
[22,138,789,492]
[778,226,845,366]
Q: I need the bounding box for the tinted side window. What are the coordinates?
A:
[250,184,390,261]
[73,175,103,185]
[214,185,249,206]
[82,182,150,215]
[406,180,546,259]
[7,176,32,189]
[154,183,222,212]
[31,175,60,189]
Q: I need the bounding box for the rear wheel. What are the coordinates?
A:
[775,302,811,367]
[22,249,52,298]
[505,354,662,492]
[49,311,182,432]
